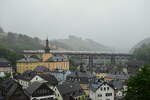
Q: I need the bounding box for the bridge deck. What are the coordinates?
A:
[23,50,132,56]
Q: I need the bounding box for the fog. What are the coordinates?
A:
[0,0,150,52]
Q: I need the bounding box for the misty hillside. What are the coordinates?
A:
[50,35,112,52]
[130,37,150,53]
[0,27,4,33]
[0,28,43,52]
[0,27,112,52]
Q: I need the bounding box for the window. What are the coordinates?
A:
[107,87,109,91]
[106,93,112,96]
[104,87,106,91]
[100,87,103,91]
[98,94,102,97]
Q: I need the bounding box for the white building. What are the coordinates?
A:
[15,70,58,89]
[25,82,56,100]
[89,81,114,100]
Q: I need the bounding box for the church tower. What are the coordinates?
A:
[42,38,53,61]
[44,38,50,53]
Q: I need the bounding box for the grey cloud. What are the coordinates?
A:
[0,0,150,52]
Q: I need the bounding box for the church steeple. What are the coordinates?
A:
[44,37,50,53]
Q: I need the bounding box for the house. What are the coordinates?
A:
[0,58,12,73]
[15,69,58,89]
[89,80,114,100]
[104,74,129,82]
[55,81,85,100]
[0,79,15,97]
[0,79,56,100]
[0,79,29,100]
[24,82,55,100]
[50,69,71,82]
[110,80,127,100]
[15,70,37,88]
[66,70,94,95]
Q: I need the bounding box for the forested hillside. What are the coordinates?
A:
[50,35,112,52]
[0,32,43,52]
[132,37,150,62]
[0,27,113,53]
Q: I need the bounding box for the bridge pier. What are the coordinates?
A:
[80,55,84,72]
[111,55,116,65]
[88,55,94,72]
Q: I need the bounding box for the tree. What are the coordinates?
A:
[0,72,11,82]
[0,45,23,66]
[125,64,150,100]
[133,44,150,62]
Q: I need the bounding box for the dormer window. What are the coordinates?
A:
[100,87,103,91]
[107,87,109,91]
[104,87,106,91]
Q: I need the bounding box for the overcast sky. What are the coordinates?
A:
[0,0,150,52]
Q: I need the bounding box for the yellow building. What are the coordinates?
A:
[95,73,108,78]
[16,38,69,73]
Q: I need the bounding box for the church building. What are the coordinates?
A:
[16,38,69,73]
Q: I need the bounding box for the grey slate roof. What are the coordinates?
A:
[15,70,58,85]
[90,82,103,92]
[15,70,37,81]
[90,81,113,92]
[6,83,20,97]
[17,57,40,63]
[68,71,91,78]
[109,80,124,90]
[0,79,15,90]
[51,69,66,73]
[57,81,84,97]
[38,74,58,85]
[105,74,129,80]
[46,56,68,62]
[34,66,50,72]
[66,70,94,84]
[0,58,11,67]
[0,79,28,100]
[25,82,43,95]
[0,58,10,63]
[25,82,54,97]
